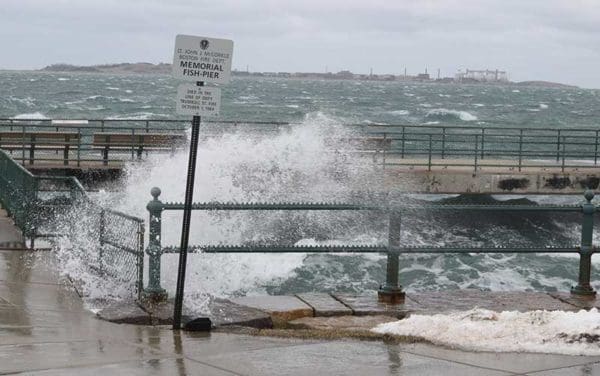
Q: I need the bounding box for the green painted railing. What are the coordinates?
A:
[0,149,38,237]
[365,124,600,172]
[145,187,598,303]
[4,118,600,173]
[0,149,145,300]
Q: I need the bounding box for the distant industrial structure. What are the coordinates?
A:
[232,67,510,84]
[455,69,509,83]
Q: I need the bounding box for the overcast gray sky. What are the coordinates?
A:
[2,0,599,87]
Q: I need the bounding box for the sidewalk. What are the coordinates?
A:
[4,250,600,375]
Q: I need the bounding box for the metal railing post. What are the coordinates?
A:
[562,136,566,172]
[401,126,405,158]
[98,209,106,275]
[480,128,485,159]
[518,129,523,172]
[571,190,596,296]
[137,221,145,302]
[427,134,432,171]
[441,127,446,159]
[382,132,387,170]
[474,134,479,172]
[144,187,167,301]
[556,130,561,162]
[378,211,405,304]
[595,130,598,166]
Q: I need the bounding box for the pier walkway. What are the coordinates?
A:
[3,118,600,193]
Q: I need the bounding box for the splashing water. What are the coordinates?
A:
[53,112,387,311]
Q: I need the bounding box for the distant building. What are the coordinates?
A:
[416,73,430,80]
[335,70,354,79]
[455,69,508,83]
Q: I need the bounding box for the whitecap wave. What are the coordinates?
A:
[425,108,477,121]
[12,112,48,120]
[387,110,410,116]
[373,308,600,356]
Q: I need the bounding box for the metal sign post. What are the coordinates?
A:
[173,81,203,330]
[171,35,233,330]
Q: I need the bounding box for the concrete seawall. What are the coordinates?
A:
[384,163,600,194]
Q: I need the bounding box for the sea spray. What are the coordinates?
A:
[52,112,387,312]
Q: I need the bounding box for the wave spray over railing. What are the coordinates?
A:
[0,148,145,302]
[2,115,600,312]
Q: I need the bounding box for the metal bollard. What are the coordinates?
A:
[571,190,596,296]
[144,187,168,301]
[378,211,405,304]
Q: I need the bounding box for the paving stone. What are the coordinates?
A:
[288,315,397,331]
[96,301,151,325]
[231,295,313,324]
[549,292,600,310]
[332,293,416,318]
[143,298,273,328]
[409,290,578,314]
[295,293,352,317]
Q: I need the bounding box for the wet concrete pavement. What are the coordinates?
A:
[4,246,600,375]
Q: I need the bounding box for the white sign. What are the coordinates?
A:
[172,35,233,84]
[176,84,221,117]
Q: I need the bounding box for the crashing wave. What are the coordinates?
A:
[425,108,477,121]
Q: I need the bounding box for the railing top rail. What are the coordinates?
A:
[158,200,584,211]
[2,118,596,132]
[104,208,144,223]
[0,118,292,126]
[362,124,600,133]
[161,245,581,254]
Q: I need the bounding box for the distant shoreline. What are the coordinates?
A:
[6,63,583,89]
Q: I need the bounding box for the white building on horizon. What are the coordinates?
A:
[455,69,509,82]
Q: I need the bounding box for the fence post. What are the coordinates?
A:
[480,128,485,159]
[441,127,446,159]
[378,210,405,304]
[98,209,106,275]
[556,130,561,162]
[595,130,599,166]
[427,134,432,171]
[144,187,167,301]
[137,221,145,302]
[518,129,523,172]
[561,136,566,172]
[571,190,596,296]
[401,126,405,158]
[474,134,479,172]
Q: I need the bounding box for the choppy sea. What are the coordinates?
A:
[3,70,600,305]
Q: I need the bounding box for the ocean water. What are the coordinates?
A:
[2,71,600,307]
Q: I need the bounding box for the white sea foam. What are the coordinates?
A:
[387,110,410,116]
[12,112,48,120]
[540,103,549,109]
[426,108,477,121]
[106,87,120,91]
[512,89,520,93]
[58,77,70,81]
[373,308,600,356]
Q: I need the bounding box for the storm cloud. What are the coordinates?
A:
[2,0,599,87]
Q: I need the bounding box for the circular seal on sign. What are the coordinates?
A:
[200,40,209,50]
